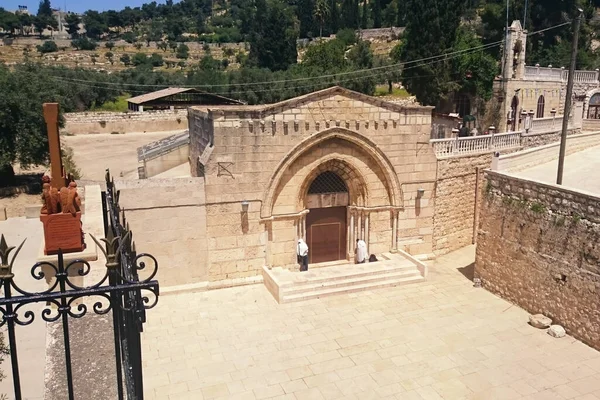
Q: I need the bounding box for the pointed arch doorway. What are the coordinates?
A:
[305,171,348,264]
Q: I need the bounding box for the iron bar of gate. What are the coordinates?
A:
[0,168,159,400]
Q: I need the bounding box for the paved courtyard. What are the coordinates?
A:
[515,145,600,195]
[142,246,600,400]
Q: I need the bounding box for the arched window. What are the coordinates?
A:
[588,93,600,119]
[308,171,348,194]
[536,95,545,118]
[510,96,519,131]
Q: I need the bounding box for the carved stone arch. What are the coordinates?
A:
[584,87,600,119]
[261,128,403,218]
[297,157,368,210]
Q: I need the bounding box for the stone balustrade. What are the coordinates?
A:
[524,65,599,83]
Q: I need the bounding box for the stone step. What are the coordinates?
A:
[281,268,421,296]
[277,259,416,288]
[281,275,426,303]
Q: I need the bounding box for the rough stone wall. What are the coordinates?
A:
[520,127,579,149]
[190,93,437,278]
[433,153,491,255]
[476,171,600,351]
[115,178,208,287]
[64,110,188,134]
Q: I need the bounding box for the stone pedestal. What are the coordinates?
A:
[40,212,85,255]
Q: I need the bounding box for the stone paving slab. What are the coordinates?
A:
[141,245,600,400]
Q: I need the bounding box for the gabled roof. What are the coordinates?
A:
[195,86,432,117]
[127,87,243,105]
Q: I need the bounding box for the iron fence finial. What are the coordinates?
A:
[0,235,26,279]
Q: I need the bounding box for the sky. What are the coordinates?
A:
[3,0,172,14]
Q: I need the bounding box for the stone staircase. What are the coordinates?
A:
[263,252,427,304]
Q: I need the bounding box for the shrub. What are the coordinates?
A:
[176,43,189,59]
[336,28,358,46]
[132,52,148,66]
[71,38,97,51]
[61,146,82,180]
[105,41,115,50]
[120,53,131,65]
[150,53,164,67]
[36,41,58,54]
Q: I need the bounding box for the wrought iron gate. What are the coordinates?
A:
[0,170,159,400]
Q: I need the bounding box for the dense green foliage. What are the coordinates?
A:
[36,40,58,53]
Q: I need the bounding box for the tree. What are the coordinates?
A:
[71,37,97,50]
[105,51,114,64]
[176,43,190,59]
[298,0,316,38]
[371,0,382,28]
[37,40,58,53]
[150,53,164,67]
[82,11,107,40]
[65,13,80,38]
[397,0,464,106]
[248,0,299,71]
[105,41,115,50]
[120,53,132,65]
[0,8,21,36]
[132,52,148,66]
[157,41,169,52]
[361,0,368,29]
[37,0,53,18]
[134,42,143,50]
[302,38,347,69]
[347,40,373,68]
[313,0,330,38]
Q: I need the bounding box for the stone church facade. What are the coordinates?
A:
[188,87,438,282]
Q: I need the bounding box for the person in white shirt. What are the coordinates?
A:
[355,239,367,264]
[297,238,309,271]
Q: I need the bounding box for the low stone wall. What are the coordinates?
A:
[116,178,208,287]
[520,127,579,149]
[583,119,600,132]
[476,171,600,351]
[497,131,600,172]
[142,144,190,178]
[64,110,188,135]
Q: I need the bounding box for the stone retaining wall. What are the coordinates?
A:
[476,171,600,351]
[583,119,600,132]
[64,110,188,134]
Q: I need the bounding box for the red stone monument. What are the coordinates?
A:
[40,103,85,255]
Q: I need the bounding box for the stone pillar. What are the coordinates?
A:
[391,210,398,253]
[364,212,370,254]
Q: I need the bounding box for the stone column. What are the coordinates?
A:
[364,212,370,254]
[347,210,352,259]
[349,210,355,255]
[391,210,398,253]
[357,212,363,240]
[302,214,307,241]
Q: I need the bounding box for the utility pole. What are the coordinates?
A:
[557,9,583,185]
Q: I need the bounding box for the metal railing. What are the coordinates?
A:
[0,170,160,400]
[137,130,190,162]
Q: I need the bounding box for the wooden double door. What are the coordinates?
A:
[306,207,347,264]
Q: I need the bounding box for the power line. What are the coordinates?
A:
[49,41,502,94]
[47,41,504,89]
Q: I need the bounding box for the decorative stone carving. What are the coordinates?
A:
[529,314,552,329]
[548,325,566,338]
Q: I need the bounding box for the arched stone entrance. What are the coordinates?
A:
[261,128,404,268]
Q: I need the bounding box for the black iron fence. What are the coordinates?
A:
[0,169,159,400]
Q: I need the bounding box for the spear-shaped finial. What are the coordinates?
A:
[0,234,26,279]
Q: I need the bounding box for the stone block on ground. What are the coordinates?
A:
[548,325,566,338]
[0,207,6,221]
[529,314,552,329]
